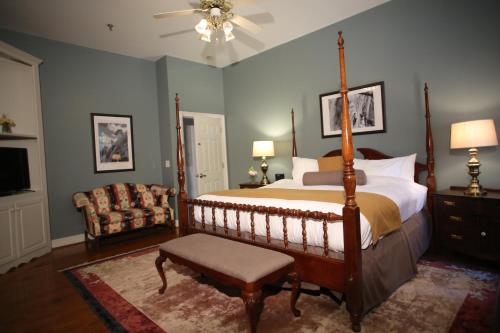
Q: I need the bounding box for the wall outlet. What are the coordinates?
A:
[165,160,170,168]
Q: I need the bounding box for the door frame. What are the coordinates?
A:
[179,111,229,191]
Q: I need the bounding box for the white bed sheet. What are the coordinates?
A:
[195,176,427,252]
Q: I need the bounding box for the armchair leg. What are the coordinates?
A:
[94,237,100,250]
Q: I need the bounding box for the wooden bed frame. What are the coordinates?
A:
[174,32,436,332]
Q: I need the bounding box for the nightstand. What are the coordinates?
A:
[239,182,267,189]
[432,188,500,263]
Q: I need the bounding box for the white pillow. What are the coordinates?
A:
[353,153,416,181]
[292,157,319,184]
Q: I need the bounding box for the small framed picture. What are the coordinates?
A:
[91,113,135,173]
[319,81,386,138]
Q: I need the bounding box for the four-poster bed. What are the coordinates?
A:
[173,31,435,331]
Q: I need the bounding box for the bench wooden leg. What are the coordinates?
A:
[155,251,168,294]
[241,290,263,333]
[289,272,301,317]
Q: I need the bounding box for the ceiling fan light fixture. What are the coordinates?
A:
[223,21,233,33]
[210,7,222,17]
[223,21,234,41]
[200,31,212,43]
[195,19,209,34]
[224,31,235,42]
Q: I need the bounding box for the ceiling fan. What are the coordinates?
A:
[153,0,262,43]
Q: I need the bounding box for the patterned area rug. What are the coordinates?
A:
[63,247,498,333]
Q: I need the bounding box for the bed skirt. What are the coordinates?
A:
[361,209,431,312]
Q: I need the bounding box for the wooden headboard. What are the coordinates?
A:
[323,148,426,184]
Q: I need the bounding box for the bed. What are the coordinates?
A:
[173,31,436,332]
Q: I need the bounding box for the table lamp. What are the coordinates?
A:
[450,119,498,196]
[252,141,275,185]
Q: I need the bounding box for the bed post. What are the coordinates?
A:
[291,109,297,157]
[337,31,363,332]
[175,94,189,236]
[424,83,436,212]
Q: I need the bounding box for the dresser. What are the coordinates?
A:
[432,189,500,263]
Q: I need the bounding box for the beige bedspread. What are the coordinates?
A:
[209,188,401,242]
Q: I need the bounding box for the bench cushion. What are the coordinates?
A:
[160,234,294,283]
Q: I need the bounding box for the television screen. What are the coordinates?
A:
[0,147,30,194]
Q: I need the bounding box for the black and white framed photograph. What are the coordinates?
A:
[91,113,135,173]
[319,81,386,138]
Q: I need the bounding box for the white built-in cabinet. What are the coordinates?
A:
[0,40,51,274]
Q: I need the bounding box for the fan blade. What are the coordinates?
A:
[244,13,274,25]
[232,0,265,6]
[230,15,262,34]
[234,29,266,51]
[153,9,203,19]
[159,29,194,38]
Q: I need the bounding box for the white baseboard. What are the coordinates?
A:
[51,233,85,248]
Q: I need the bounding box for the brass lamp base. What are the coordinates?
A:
[260,157,270,185]
[464,148,487,197]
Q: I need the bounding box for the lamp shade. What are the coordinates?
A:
[252,141,275,157]
[450,119,498,149]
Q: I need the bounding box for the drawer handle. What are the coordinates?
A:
[449,216,462,222]
[443,200,456,207]
[450,233,463,240]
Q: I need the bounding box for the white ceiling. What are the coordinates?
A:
[0,0,389,68]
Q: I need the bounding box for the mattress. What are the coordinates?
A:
[195,176,427,252]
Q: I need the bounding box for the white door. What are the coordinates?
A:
[192,115,227,195]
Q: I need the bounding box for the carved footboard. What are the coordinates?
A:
[185,199,350,291]
[188,199,342,256]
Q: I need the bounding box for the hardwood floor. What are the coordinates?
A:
[0,228,177,333]
[0,228,498,333]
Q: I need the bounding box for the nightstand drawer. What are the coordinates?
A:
[434,196,481,215]
[441,231,477,256]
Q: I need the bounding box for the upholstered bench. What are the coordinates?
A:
[155,233,300,333]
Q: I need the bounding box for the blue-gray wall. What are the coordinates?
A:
[163,56,225,188]
[223,0,500,189]
[0,30,163,239]
[155,56,173,187]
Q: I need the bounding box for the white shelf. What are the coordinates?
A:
[0,133,38,140]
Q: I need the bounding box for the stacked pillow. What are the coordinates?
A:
[353,153,416,181]
[292,154,416,185]
[293,156,367,185]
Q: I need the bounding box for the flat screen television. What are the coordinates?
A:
[0,147,30,195]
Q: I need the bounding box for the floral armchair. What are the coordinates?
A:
[72,183,176,247]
